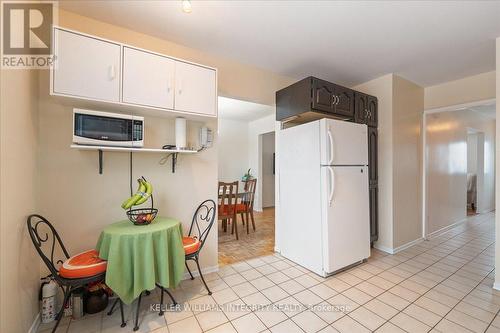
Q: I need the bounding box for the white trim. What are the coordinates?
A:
[493,282,500,291]
[182,264,219,280]
[421,98,496,240]
[374,237,424,255]
[28,312,40,333]
[425,218,467,240]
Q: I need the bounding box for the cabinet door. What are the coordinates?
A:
[354,93,368,124]
[122,47,175,109]
[174,61,217,116]
[368,127,378,186]
[311,78,336,113]
[367,96,378,127]
[369,186,379,242]
[334,85,354,118]
[53,29,121,102]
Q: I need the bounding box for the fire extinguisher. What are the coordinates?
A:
[40,277,58,323]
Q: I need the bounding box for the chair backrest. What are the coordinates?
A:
[188,200,216,252]
[243,179,257,209]
[218,181,238,219]
[26,214,70,280]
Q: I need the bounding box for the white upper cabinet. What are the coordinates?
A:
[174,61,217,116]
[122,47,175,109]
[51,27,217,118]
[52,28,121,102]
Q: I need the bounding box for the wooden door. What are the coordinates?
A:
[53,29,121,102]
[354,93,368,124]
[368,127,378,186]
[333,85,354,118]
[369,186,379,242]
[174,61,217,116]
[122,47,175,109]
[311,78,336,113]
[367,96,378,127]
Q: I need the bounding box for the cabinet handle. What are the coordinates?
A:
[178,80,183,95]
[336,95,340,105]
[109,65,116,80]
[332,95,339,106]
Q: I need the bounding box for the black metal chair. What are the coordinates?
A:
[27,214,126,332]
[182,199,217,295]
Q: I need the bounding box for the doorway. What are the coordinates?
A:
[217,96,277,265]
[422,100,495,238]
[466,129,484,216]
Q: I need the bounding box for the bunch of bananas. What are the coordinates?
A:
[121,178,153,210]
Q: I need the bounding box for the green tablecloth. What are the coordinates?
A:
[96,217,185,304]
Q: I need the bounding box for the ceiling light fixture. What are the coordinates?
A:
[182,0,192,13]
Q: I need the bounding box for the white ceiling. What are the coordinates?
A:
[60,1,500,87]
[218,97,274,121]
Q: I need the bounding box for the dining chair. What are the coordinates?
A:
[218,181,239,240]
[237,179,257,234]
[27,214,125,333]
[182,199,217,295]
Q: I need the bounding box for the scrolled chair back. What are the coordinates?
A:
[188,200,216,252]
[26,214,70,280]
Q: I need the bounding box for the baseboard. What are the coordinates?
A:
[374,237,424,255]
[29,312,40,333]
[493,282,500,291]
[425,218,467,240]
[373,244,395,254]
[182,264,219,280]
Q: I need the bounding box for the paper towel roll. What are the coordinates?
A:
[175,117,187,149]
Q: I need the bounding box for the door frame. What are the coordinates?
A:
[421,98,495,240]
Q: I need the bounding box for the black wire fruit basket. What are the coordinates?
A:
[126,194,158,226]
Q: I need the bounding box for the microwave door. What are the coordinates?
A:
[74,113,135,147]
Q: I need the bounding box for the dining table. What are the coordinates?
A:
[96,217,185,305]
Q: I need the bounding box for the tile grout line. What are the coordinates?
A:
[344,215,495,332]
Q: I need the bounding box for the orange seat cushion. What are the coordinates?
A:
[218,205,236,215]
[183,236,201,255]
[235,203,249,213]
[59,249,107,279]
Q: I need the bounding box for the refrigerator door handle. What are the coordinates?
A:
[327,127,334,165]
[328,166,335,206]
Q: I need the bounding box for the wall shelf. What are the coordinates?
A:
[70,144,197,174]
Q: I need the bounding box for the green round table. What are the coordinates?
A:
[96,217,185,304]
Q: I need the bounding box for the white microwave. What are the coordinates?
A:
[73,109,144,147]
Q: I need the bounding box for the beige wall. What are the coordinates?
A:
[0,70,40,332]
[426,110,495,235]
[392,76,424,248]
[354,74,424,251]
[218,118,249,182]
[424,71,495,110]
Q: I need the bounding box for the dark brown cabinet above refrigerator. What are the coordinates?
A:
[276,77,356,124]
[276,76,379,243]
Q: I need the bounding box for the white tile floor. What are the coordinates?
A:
[39,212,500,333]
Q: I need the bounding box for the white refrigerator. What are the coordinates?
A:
[279,118,370,276]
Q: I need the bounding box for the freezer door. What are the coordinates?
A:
[320,119,368,166]
[321,166,370,273]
